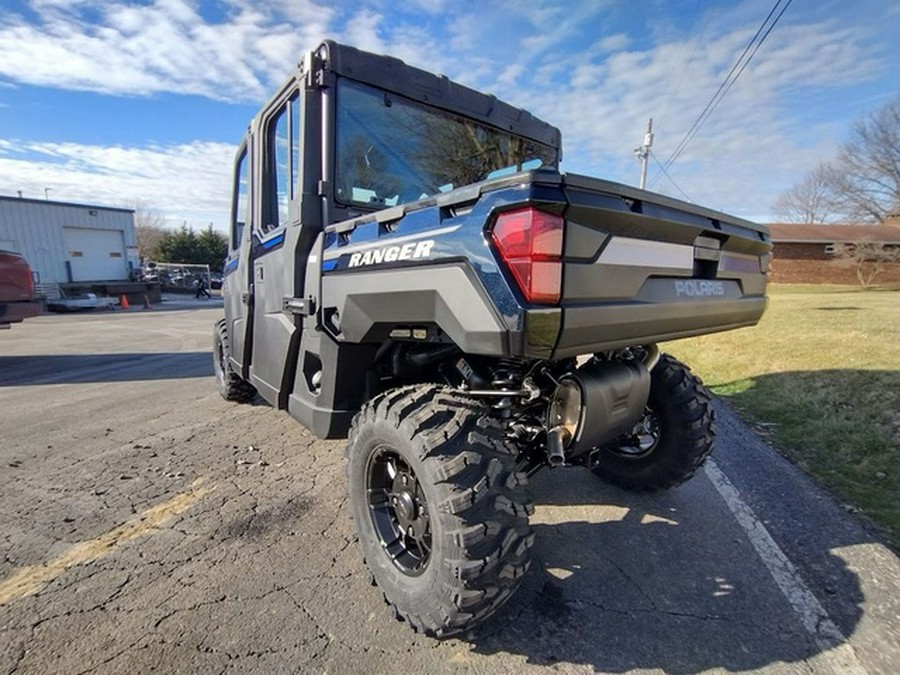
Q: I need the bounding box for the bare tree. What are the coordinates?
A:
[775,96,900,224]
[773,161,841,223]
[832,97,900,223]
[130,201,168,262]
[835,242,900,288]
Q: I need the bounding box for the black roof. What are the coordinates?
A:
[316,40,562,152]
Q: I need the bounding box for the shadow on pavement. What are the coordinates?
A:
[711,369,899,544]
[151,296,224,312]
[0,352,214,386]
[461,467,866,672]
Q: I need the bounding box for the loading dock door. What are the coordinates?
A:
[63,227,128,282]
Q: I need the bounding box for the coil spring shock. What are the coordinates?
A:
[489,358,530,415]
[491,358,528,387]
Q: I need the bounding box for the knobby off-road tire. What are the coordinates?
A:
[213,319,256,403]
[346,385,534,637]
[590,354,715,492]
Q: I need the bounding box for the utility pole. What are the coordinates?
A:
[634,118,654,190]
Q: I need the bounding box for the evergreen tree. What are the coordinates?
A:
[155,225,228,273]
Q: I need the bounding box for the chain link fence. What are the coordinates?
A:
[142,262,216,292]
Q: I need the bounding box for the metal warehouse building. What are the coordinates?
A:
[0,196,140,296]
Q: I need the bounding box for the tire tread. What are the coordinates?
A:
[213,318,256,403]
[346,384,534,637]
[591,353,715,492]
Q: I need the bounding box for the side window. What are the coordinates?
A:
[263,92,299,234]
[291,97,300,202]
[232,147,249,250]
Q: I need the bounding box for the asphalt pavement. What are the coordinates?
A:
[1,308,898,674]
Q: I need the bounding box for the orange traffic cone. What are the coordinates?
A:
[120,294,130,309]
[142,294,151,310]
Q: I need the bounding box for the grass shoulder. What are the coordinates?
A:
[664,283,900,544]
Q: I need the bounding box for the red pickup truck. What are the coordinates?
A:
[0,250,42,328]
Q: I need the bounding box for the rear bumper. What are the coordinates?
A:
[0,300,42,326]
[552,295,767,358]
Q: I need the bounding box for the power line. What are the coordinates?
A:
[650,151,693,202]
[656,0,708,132]
[659,0,785,175]
[711,0,794,116]
[651,0,794,185]
[666,0,794,173]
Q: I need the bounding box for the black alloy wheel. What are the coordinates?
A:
[590,354,715,492]
[605,407,661,460]
[346,385,535,636]
[366,447,432,575]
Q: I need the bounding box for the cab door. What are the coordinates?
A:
[247,87,303,405]
[223,140,253,374]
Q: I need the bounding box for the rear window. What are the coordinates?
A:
[335,79,558,208]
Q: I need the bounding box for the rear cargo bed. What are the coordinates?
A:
[552,173,770,357]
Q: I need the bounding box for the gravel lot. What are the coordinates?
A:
[1,306,898,674]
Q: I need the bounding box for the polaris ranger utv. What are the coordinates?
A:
[214,40,770,636]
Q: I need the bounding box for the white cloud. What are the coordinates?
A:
[0,139,235,229]
[340,8,386,55]
[476,13,886,220]
[497,63,524,88]
[0,1,893,223]
[446,13,480,53]
[334,7,456,79]
[406,0,447,14]
[0,0,332,101]
[597,34,630,53]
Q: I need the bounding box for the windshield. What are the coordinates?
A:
[335,79,558,208]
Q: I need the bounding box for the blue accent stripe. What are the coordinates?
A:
[322,259,337,272]
[260,232,285,250]
[223,258,239,276]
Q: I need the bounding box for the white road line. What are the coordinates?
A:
[704,458,867,674]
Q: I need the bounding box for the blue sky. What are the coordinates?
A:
[0,0,897,231]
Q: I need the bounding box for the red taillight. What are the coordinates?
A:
[491,207,563,304]
[0,251,35,300]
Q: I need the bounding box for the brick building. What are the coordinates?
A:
[767,221,900,285]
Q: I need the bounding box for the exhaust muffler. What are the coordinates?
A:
[546,358,651,463]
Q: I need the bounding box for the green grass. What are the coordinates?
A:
[663,284,900,543]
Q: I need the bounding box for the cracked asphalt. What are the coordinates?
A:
[1,306,898,674]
